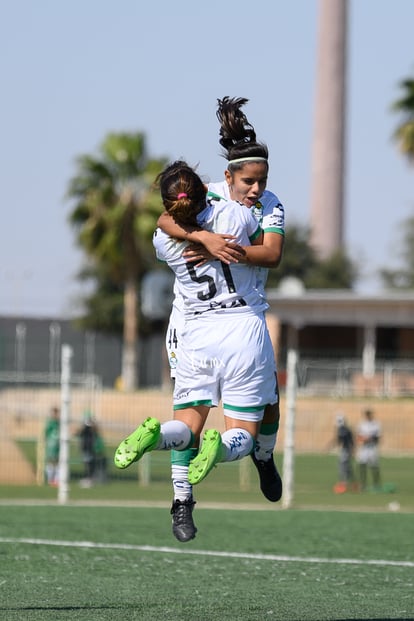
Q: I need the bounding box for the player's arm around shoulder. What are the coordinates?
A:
[240,230,284,267]
[240,191,285,267]
[158,210,241,264]
[157,211,202,241]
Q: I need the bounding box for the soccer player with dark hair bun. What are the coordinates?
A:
[159,97,285,505]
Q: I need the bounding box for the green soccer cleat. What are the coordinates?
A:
[114,417,161,469]
[188,429,222,485]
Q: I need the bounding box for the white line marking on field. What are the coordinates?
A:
[1,537,413,568]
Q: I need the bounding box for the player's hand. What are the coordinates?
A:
[183,241,245,265]
[183,243,213,266]
[184,232,245,264]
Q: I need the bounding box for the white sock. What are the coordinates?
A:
[220,428,254,462]
[171,465,193,501]
[254,431,277,461]
[158,420,192,450]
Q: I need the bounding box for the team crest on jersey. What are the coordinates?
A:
[252,202,263,224]
[169,351,177,369]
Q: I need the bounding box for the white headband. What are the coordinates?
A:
[228,156,268,165]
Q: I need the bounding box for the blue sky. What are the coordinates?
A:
[1,0,414,317]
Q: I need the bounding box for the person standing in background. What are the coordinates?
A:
[76,411,97,486]
[356,409,382,491]
[330,413,355,493]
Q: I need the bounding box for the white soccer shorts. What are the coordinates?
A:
[173,310,278,422]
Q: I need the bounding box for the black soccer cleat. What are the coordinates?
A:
[170,497,197,542]
[251,453,283,502]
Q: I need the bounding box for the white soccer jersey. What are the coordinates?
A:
[160,183,284,377]
[153,199,268,318]
[356,419,381,466]
[357,420,381,447]
[207,181,285,294]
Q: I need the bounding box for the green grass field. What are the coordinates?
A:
[1,453,413,620]
[1,504,413,621]
[4,448,414,513]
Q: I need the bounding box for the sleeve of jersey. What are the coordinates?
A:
[262,195,285,235]
[244,210,262,243]
[152,228,167,261]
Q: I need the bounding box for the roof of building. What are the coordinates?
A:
[266,288,414,327]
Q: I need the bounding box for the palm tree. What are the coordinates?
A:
[382,74,414,290]
[67,132,167,390]
[392,76,414,163]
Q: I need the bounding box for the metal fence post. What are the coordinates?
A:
[58,344,73,504]
[282,348,298,509]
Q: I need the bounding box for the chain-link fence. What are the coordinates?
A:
[1,342,414,497]
[295,358,414,398]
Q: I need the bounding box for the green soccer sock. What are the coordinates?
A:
[171,447,198,501]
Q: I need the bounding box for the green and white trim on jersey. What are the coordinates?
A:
[206,190,226,202]
[247,224,262,244]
